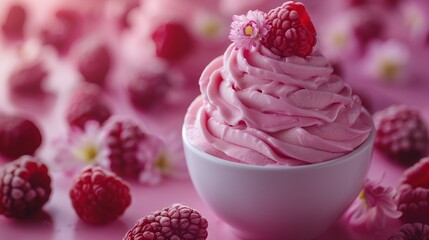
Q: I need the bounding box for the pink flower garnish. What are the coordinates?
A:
[229,10,269,50]
[139,133,189,185]
[364,40,410,84]
[52,121,107,177]
[345,178,402,230]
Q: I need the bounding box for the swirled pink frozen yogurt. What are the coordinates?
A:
[183,1,372,166]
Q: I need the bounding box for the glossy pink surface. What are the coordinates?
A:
[0,152,408,240]
[0,0,428,239]
[0,88,426,239]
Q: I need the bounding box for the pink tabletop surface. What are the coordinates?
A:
[0,51,428,240]
[0,152,410,240]
[0,2,428,238]
[0,83,427,240]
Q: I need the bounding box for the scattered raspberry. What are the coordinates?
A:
[0,115,43,160]
[8,60,48,96]
[105,119,146,179]
[66,84,112,129]
[0,156,51,218]
[126,70,171,110]
[378,0,402,8]
[348,0,401,8]
[263,1,317,58]
[348,0,367,6]
[40,9,81,54]
[124,204,208,240]
[77,42,112,86]
[388,222,429,240]
[353,14,384,50]
[397,185,429,224]
[152,22,194,61]
[105,118,165,181]
[399,157,429,189]
[373,105,429,164]
[1,4,27,40]
[69,167,131,224]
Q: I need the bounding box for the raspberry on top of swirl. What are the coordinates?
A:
[229,1,317,58]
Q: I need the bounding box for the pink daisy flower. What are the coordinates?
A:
[229,10,269,50]
[345,178,402,230]
[139,133,189,185]
[364,40,410,84]
[52,121,108,177]
[102,116,186,186]
[135,134,167,185]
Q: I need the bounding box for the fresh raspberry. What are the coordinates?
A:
[40,9,81,54]
[353,14,384,51]
[105,118,164,180]
[124,204,208,240]
[1,4,27,40]
[383,0,401,7]
[152,22,194,61]
[8,60,48,96]
[263,1,317,58]
[348,0,401,7]
[105,119,146,179]
[399,157,429,188]
[0,115,43,160]
[388,223,429,240]
[373,105,429,164]
[66,84,112,129]
[0,157,51,218]
[126,70,171,110]
[348,0,367,6]
[69,166,131,224]
[77,42,112,86]
[397,185,429,224]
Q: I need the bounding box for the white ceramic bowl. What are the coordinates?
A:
[183,115,375,240]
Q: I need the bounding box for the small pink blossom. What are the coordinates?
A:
[136,134,166,185]
[139,133,189,185]
[364,40,410,84]
[52,121,107,177]
[345,178,402,231]
[229,10,269,50]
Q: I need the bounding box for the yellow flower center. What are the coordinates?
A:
[380,60,399,80]
[358,190,366,200]
[155,154,169,174]
[245,25,254,36]
[74,144,99,164]
[333,32,347,49]
[202,21,221,38]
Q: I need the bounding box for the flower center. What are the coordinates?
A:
[202,20,222,38]
[245,25,253,36]
[381,60,399,80]
[155,154,169,173]
[358,190,366,200]
[75,144,99,164]
[333,32,348,49]
[357,189,370,208]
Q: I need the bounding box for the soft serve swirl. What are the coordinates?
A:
[184,43,372,166]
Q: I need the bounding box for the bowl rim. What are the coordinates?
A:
[183,110,375,171]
